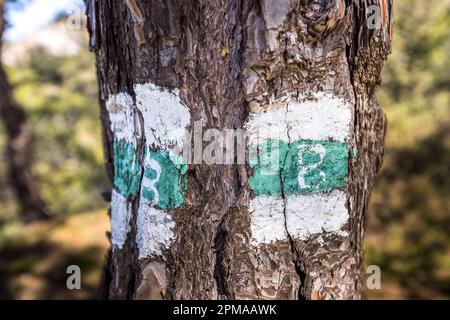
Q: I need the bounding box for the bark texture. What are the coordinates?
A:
[89,0,393,300]
[0,0,51,223]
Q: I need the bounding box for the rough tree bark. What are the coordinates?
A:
[0,0,51,222]
[88,0,393,300]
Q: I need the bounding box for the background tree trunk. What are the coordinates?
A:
[89,0,393,300]
[0,0,51,223]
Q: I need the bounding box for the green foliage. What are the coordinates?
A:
[366,0,450,299]
[1,46,108,216]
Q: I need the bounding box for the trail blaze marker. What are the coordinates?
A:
[113,140,188,210]
[246,93,353,244]
[249,140,349,196]
[113,139,141,198]
[141,147,188,210]
[107,83,191,258]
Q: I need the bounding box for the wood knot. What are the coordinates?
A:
[295,0,346,41]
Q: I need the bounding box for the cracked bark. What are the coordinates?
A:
[90,0,393,300]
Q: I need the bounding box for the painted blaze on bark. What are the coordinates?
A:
[250,140,348,196]
[113,140,141,198]
[114,140,188,209]
[141,147,188,209]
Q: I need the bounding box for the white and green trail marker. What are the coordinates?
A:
[106,82,191,259]
[249,140,348,196]
[245,93,353,245]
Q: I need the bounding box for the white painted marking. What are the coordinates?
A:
[245,93,352,146]
[111,189,133,249]
[142,151,162,205]
[136,199,176,259]
[106,92,139,143]
[285,191,349,240]
[246,92,351,245]
[133,82,190,259]
[248,196,287,244]
[249,190,349,245]
[106,82,191,151]
[134,82,191,151]
[106,82,192,259]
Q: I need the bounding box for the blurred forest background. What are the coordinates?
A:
[0,0,449,299]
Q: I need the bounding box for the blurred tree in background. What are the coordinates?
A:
[1,45,108,217]
[0,18,110,299]
[0,0,50,222]
[366,0,450,299]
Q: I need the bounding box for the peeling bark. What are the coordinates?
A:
[0,0,51,223]
[89,0,393,300]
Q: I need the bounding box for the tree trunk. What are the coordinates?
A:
[89,0,393,300]
[0,0,51,223]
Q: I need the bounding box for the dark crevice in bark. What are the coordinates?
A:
[127,213,139,300]
[282,180,307,300]
[280,122,301,299]
[128,95,149,300]
[283,208,306,300]
[345,0,359,75]
[280,103,305,300]
[213,220,229,297]
[166,252,177,300]
[345,2,361,257]
[212,165,243,299]
[99,232,113,299]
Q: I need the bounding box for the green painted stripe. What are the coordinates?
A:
[113,140,188,209]
[114,140,142,198]
[142,147,188,210]
[249,140,348,196]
